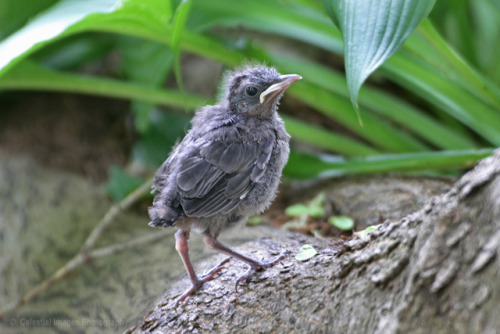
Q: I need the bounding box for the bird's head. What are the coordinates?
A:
[224,66,301,118]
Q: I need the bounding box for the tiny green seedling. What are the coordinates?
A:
[284,203,310,217]
[285,192,326,218]
[328,215,355,231]
[354,224,381,238]
[295,244,318,261]
[283,192,327,230]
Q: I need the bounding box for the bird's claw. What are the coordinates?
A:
[175,257,231,305]
[201,256,231,281]
[234,266,256,292]
[234,250,290,292]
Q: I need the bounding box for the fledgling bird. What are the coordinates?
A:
[149,65,301,302]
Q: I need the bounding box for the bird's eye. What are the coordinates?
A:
[245,86,258,96]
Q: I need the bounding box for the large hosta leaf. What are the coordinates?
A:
[0,0,122,75]
[325,0,436,107]
[0,0,172,77]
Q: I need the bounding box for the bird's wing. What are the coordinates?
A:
[151,141,182,193]
[176,135,275,217]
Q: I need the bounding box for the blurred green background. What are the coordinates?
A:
[0,0,498,201]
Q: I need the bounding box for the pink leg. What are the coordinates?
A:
[174,229,229,304]
[202,233,288,291]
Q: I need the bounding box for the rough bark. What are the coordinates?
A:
[130,149,500,334]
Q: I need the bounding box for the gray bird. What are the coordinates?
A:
[149,65,301,302]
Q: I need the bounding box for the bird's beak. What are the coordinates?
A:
[260,74,302,104]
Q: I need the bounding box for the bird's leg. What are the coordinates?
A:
[174,229,229,304]
[202,233,288,292]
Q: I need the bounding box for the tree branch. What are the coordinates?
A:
[130,149,500,334]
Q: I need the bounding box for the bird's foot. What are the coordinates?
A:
[234,250,290,292]
[175,257,231,305]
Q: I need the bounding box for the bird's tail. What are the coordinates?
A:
[149,218,176,227]
[148,205,184,227]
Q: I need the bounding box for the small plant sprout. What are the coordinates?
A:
[328,215,355,231]
[284,192,326,218]
[295,244,318,261]
[284,203,310,217]
[354,224,381,239]
[283,192,327,230]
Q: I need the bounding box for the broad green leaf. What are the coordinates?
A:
[117,36,175,132]
[132,109,191,168]
[0,61,207,110]
[171,0,193,91]
[191,0,343,54]
[34,34,115,70]
[274,55,476,150]
[328,216,354,231]
[282,115,379,156]
[289,82,429,153]
[285,204,310,217]
[186,1,499,147]
[325,0,436,107]
[493,0,500,11]
[0,0,123,76]
[383,53,500,145]
[284,149,494,180]
[0,0,173,77]
[0,0,58,40]
[406,20,500,108]
[295,245,319,261]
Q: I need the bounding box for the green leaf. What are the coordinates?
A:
[288,82,429,153]
[325,0,436,106]
[0,0,123,76]
[308,192,326,218]
[275,55,476,150]
[285,193,325,219]
[295,245,319,261]
[309,192,326,209]
[328,216,354,231]
[191,0,343,54]
[282,115,379,156]
[307,206,325,219]
[285,204,310,217]
[117,36,175,132]
[132,109,191,168]
[284,149,494,180]
[383,52,500,145]
[364,225,378,234]
[171,0,193,91]
[0,60,207,109]
[0,0,59,40]
[34,33,115,70]
[105,166,145,202]
[355,224,381,239]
